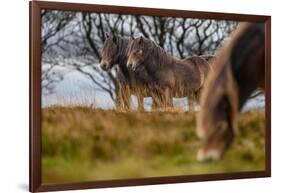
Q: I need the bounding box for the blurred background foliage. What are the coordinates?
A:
[41,10,237,102]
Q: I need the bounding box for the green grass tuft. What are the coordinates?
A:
[42,106,265,184]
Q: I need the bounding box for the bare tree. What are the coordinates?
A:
[66,12,126,102]
[41,10,238,105]
[41,10,76,95]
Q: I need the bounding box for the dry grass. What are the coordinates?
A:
[42,106,265,184]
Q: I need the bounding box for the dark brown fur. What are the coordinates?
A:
[127,37,212,107]
[196,22,265,161]
[200,55,217,63]
[100,34,145,110]
[100,34,158,110]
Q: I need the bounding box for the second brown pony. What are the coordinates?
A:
[126,36,212,108]
[100,33,152,110]
[196,22,265,161]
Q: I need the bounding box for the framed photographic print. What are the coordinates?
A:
[30,0,271,192]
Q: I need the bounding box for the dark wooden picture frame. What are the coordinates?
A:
[30,1,271,192]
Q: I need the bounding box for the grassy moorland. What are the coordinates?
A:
[42,106,265,184]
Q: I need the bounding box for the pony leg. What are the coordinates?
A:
[123,94,131,110]
[115,90,123,110]
[124,88,131,111]
[188,93,196,112]
[165,95,173,108]
[150,89,163,110]
[115,85,125,110]
[135,86,145,111]
[151,88,172,109]
[137,96,144,111]
[162,88,173,108]
[152,96,162,110]
[118,85,131,111]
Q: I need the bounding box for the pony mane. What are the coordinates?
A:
[230,23,264,76]
[102,35,130,62]
[115,36,130,64]
[127,36,174,69]
[141,37,175,68]
[201,22,250,97]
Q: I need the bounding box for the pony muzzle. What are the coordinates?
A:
[100,60,111,71]
[126,61,132,68]
[131,63,138,71]
[126,61,137,71]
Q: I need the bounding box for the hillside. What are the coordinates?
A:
[42,106,265,184]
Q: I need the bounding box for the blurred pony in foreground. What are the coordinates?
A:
[197,23,265,161]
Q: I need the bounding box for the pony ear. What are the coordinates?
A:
[105,32,110,39]
[112,34,117,43]
[139,36,143,44]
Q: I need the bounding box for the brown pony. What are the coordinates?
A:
[126,36,212,108]
[196,22,265,161]
[100,33,150,110]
